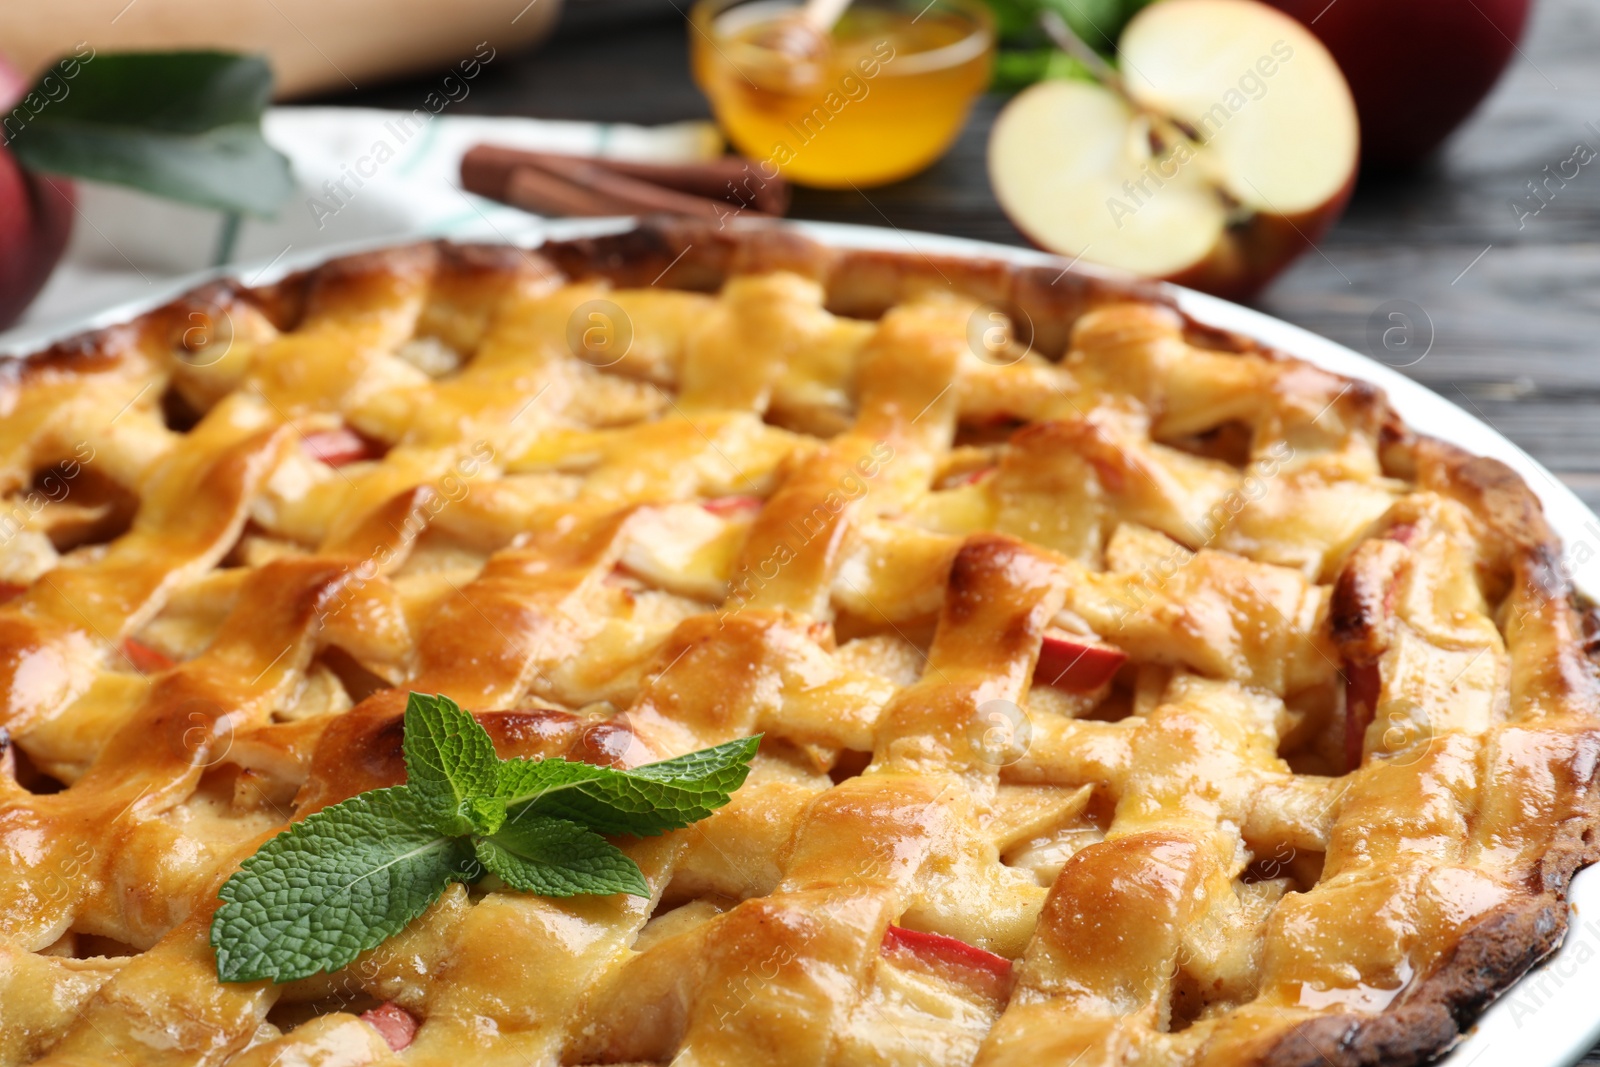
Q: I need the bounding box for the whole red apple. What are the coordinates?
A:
[1267,0,1532,168]
[0,54,75,330]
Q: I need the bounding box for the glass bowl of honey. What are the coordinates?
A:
[690,0,994,188]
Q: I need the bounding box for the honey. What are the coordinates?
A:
[691,0,993,189]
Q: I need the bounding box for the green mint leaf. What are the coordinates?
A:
[210,786,477,983]
[401,692,500,833]
[463,794,506,836]
[497,735,761,837]
[991,48,1095,92]
[983,0,1049,40]
[9,51,294,217]
[629,736,763,790]
[476,813,649,898]
[494,756,609,803]
[1039,0,1125,50]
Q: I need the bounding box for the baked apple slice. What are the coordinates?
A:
[881,924,1013,1003]
[1035,629,1128,691]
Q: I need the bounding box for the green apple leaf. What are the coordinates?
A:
[1039,0,1129,51]
[7,51,294,217]
[992,49,1095,92]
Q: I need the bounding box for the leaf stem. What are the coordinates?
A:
[212,211,242,268]
[1038,10,1121,90]
[1039,9,1205,159]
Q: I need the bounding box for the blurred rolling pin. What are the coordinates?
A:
[461,144,790,220]
[0,0,562,97]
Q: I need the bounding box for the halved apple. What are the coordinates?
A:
[988,0,1359,301]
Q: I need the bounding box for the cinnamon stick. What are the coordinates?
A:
[500,165,624,217]
[501,160,765,221]
[462,143,789,217]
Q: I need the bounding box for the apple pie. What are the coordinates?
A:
[0,219,1595,1066]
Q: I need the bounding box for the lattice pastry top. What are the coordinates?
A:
[0,219,1596,1067]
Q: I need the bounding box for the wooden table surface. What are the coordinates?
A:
[321,0,1600,1060]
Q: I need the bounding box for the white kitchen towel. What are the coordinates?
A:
[7,106,722,342]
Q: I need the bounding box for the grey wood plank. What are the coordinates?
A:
[1258,243,1600,390]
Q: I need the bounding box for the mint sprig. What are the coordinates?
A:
[210,692,760,984]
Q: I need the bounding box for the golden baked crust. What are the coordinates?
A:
[0,218,1595,1065]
